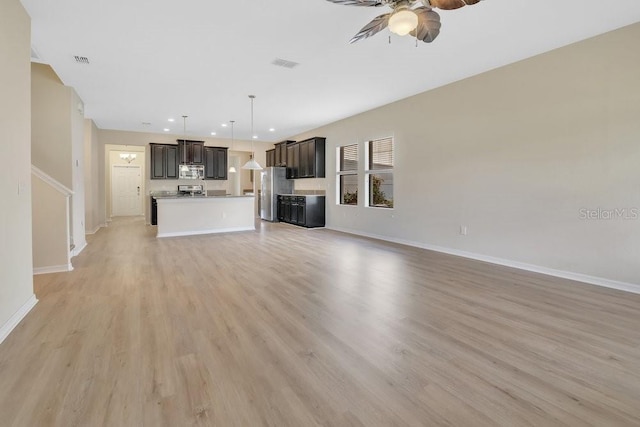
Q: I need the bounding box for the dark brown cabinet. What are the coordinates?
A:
[151,196,158,225]
[292,144,300,177]
[286,144,296,179]
[278,195,325,228]
[274,145,282,166]
[204,146,228,180]
[266,149,276,167]
[268,141,292,168]
[150,143,179,179]
[274,141,292,166]
[286,137,325,179]
[152,142,225,180]
[177,139,204,165]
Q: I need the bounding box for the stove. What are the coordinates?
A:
[177,184,205,197]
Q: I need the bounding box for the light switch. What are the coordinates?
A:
[18,180,26,195]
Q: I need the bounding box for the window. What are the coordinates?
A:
[366,137,394,208]
[337,144,358,205]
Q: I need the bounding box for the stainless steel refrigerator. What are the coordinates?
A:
[260,167,293,221]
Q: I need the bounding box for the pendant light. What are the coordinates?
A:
[180,115,188,172]
[228,120,237,173]
[241,95,263,170]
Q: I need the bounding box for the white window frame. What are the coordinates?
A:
[336,144,359,206]
[365,137,394,209]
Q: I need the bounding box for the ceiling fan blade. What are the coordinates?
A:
[410,7,441,43]
[349,13,391,43]
[425,0,482,10]
[326,0,385,6]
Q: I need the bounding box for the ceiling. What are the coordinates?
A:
[21,0,640,143]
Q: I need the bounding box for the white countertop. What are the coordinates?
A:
[154,195,254,200]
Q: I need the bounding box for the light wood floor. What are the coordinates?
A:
[1,217,639,426]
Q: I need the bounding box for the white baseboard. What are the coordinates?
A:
[72,241,87,257]
[157,226,255,238]
[327,226,640,295]
[85,223,106,235]
[0,294,38,345]
[33,263,73,275]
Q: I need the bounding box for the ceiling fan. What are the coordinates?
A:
[326,0,483,44]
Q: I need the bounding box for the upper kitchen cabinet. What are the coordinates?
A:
[150,143,178,179]
[287,137,326,179]
[266,149,276,167]
[274,141,293,167]
[177,139,204,165]
[204,146,228,180]
[286,143,296,179]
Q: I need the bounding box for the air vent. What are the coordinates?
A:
[271,58,299,69]
[74,55,90,64]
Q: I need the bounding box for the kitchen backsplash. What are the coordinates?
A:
[148,179,228,194]
[293,177,327,196]
[292,189,326,195]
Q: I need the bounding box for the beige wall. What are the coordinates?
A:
[31,63,72,188]
[31,63,86,253]
[84,119,103,233]
[70,89,86,251]
[0,0,35,339]
[293,23,640,286]
[31,176,70,270]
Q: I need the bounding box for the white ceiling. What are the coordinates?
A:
[21,0,640,142]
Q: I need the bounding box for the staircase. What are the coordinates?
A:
[31,165,74,274]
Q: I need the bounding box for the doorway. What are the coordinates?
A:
[111,165,143,216]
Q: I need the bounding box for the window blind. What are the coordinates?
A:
[368,137,393,170]
[340,144,358,172]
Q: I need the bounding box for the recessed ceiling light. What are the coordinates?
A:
[269,128,275,132]
[168,118,175,122]
[211,132,216,136]
[164,128,170,132]
[221,123,227,127]
[252,135,258,139]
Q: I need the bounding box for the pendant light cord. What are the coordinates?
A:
[249,95,255,157]
[182,115,187,163]
[230,120,235,146]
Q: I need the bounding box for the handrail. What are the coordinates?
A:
[31,165,74,197]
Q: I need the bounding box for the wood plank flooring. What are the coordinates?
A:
[1,217,639,426]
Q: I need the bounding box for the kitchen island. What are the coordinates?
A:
[155,195,255,238]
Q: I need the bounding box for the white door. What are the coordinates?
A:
[112,165,143,216]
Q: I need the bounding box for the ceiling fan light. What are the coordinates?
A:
[389,9,419,36]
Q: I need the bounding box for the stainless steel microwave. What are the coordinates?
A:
[179,164,204,180]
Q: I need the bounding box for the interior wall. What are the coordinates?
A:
[0,0,35,339]
[70,89,86,252]
[31,63,86,254]
[84,119,102,234]
[292,23,640,286]
[31,63,72,188]
[31,176,69,270]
